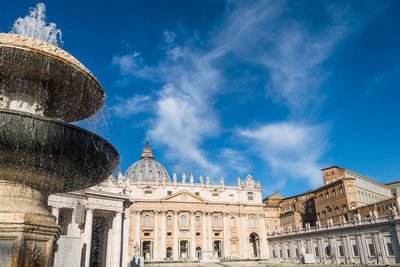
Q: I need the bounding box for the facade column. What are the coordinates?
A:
[51,207,60,225]
[112,211,123,267]
[134,211,141,257]
[83,208,93,267]
[121,207,130,267]
[357,234,368,264]
[161,211,166,260]
[202,212,208,259]
[153,211,159,260]
[344,235,353,264]
[208,212,213,258]
[240,213,249,258]
[173,211,179,260]
[190,211,196,260]
[223,212,229,258]
[238,213,244,258]
[375,232,387,264]
[259,215,267,259]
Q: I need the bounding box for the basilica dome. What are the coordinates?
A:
[124,141,170,182]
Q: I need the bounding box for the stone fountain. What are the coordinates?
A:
[0,33,119,266]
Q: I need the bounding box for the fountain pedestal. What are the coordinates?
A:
[0,182,59,266]
[0,33,119,267]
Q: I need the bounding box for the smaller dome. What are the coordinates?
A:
[124,140,170,182]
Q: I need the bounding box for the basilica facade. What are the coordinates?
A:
[49,142,267,266]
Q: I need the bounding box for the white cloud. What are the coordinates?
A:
[112,95,151,118]
[239,122,328,187]
[149,84,220,176]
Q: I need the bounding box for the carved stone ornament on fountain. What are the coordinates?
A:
[0,33,120,267]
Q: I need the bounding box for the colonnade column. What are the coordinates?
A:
[173,211,179,260]
[68,207,80,236]
[202,212,208,259]
[154,211,159,260]
[51,207,60,225]
[83,208,93,267]
[223,212,229,258]
[121,207,130,267]
[161,211,166,260]
[112,211,122,267]
[134,211,141,256]
[190,211,196,260]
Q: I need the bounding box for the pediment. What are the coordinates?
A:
[161,190,207,203]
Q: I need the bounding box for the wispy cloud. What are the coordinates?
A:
[163,31,176,43]
[239,122,329,187]
[366,65,400,95]
[219,148,251,175]
[112,95,151,118]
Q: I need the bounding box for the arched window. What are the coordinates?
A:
[328,208,332,217]
[339,187,344,194]
[342,205,348,213]
[144,215,150,227]
[249,217,255,228]
[332,189,336,197]
[195,216,200,228]
[181,215,187,227]
[167,216,172,227]
[322,211,326,218]
[214,216,219,227]
[335,206,340,215]
[317,212,321,220]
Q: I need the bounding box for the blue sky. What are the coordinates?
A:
[2,0,400,197]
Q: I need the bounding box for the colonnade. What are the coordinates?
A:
[51,205,130,267]
[268,218,400,265]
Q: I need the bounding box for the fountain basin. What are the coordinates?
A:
[0,33,104,122]
[0,109,119,193]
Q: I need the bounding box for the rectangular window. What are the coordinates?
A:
[384,236,395,256]
[195,192,200,196]
[167,232,172,236]
[337,240,344,257]
[247,192,254,201]
[287,249,290,258]
[366,237,376,257]
[351,239,359,257]
[314,246,319,257]
[144,232,150,236]
[167,191,172,196]
[196,232,200,236]
[295,248,299,258]
[215,233,220,236]
[145,190,152,196]
[272,250,276,258]
[212,193,219,197]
